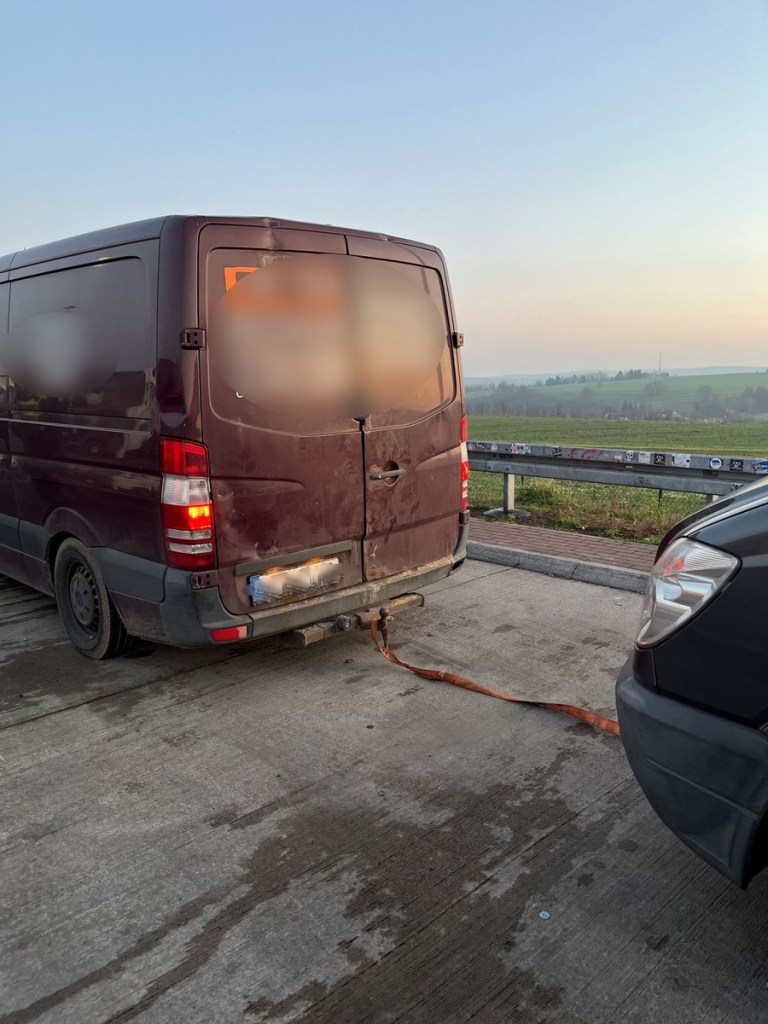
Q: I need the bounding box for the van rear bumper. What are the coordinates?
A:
[99,549,457,648]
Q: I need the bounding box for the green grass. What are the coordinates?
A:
[528,370,768,403]
[469,474,703,545]
[468,415,768,455]
[466,415,768,544]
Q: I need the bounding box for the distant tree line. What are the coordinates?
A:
[542,368,666,386]
[696,385,768,418]
[466,374,768,422]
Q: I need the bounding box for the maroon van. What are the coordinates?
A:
[0,217,468,657]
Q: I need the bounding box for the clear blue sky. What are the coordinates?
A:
[1,0,765,375]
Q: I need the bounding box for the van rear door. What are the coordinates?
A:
[198,226,461,616]
[199,227,366,617]
[346,250,462,581]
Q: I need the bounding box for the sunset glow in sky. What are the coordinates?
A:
[1,0,765,376]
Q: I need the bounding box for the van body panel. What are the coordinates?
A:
[197,224,462,614]
[362,405,462,580]
[156,219,203,442]
[198,224,348,256]
[99,548,454,646]
[8,218,170,272]
[5,240,162,595]
[0,277,28,583]
[354,242,462,581]
[0,216,465,651]
[345,233,445,270]
[204,446,367,616]
[197,224,367,616]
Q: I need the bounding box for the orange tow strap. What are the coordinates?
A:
[371,616,620,737]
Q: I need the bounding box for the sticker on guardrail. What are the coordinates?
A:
[709,457,723,470]
[653,453,666,466]
[638,452,651,464]
[730,459,744,471]
[672,453,691,468]
[752,460,768,475]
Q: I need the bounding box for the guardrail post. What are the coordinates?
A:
[502,473,515,513]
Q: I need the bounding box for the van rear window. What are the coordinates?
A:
[205,251,454,432]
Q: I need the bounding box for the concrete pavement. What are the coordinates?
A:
[1,563,767,1024]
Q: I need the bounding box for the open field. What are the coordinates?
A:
[469,475,703,545]
[467,415,768,544]
[467,373,768,420]
[467,371,768,404]
[528,371,768,403]
[468,415,768,456]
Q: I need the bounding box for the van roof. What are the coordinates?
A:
[0,216,439,272]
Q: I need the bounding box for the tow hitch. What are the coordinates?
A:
[279,592,424,649]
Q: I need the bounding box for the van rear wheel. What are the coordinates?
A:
[54,539,130,659]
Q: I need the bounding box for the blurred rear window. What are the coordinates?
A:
[206,250,454,433]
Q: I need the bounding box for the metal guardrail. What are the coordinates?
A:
[468,440,768,512]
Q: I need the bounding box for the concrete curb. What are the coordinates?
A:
[467,540,649,594]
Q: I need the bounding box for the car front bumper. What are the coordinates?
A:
[616,661,768,887]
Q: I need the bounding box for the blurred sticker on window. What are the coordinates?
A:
[224,267,258,292]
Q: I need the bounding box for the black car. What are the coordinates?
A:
[617,478,768,887]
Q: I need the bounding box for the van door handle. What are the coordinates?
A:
[369,468,406,480]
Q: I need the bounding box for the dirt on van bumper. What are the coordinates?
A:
[108,521,469,648]
[111,555,456,648]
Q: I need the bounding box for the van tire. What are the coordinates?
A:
[54,539,130,659]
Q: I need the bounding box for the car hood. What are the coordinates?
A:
[658,476,768,556]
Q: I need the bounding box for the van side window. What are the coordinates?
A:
[7,259,151,421]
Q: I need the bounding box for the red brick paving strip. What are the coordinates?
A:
[469,518,656,573]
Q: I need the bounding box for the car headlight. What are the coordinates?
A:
[637,537,739,647]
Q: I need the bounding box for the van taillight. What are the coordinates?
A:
[160,439,216,570]
[161,438,209,476]
[460,415,469,510]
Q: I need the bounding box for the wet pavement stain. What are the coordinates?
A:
[8,565,764,1024]
[0,742,619,1024]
